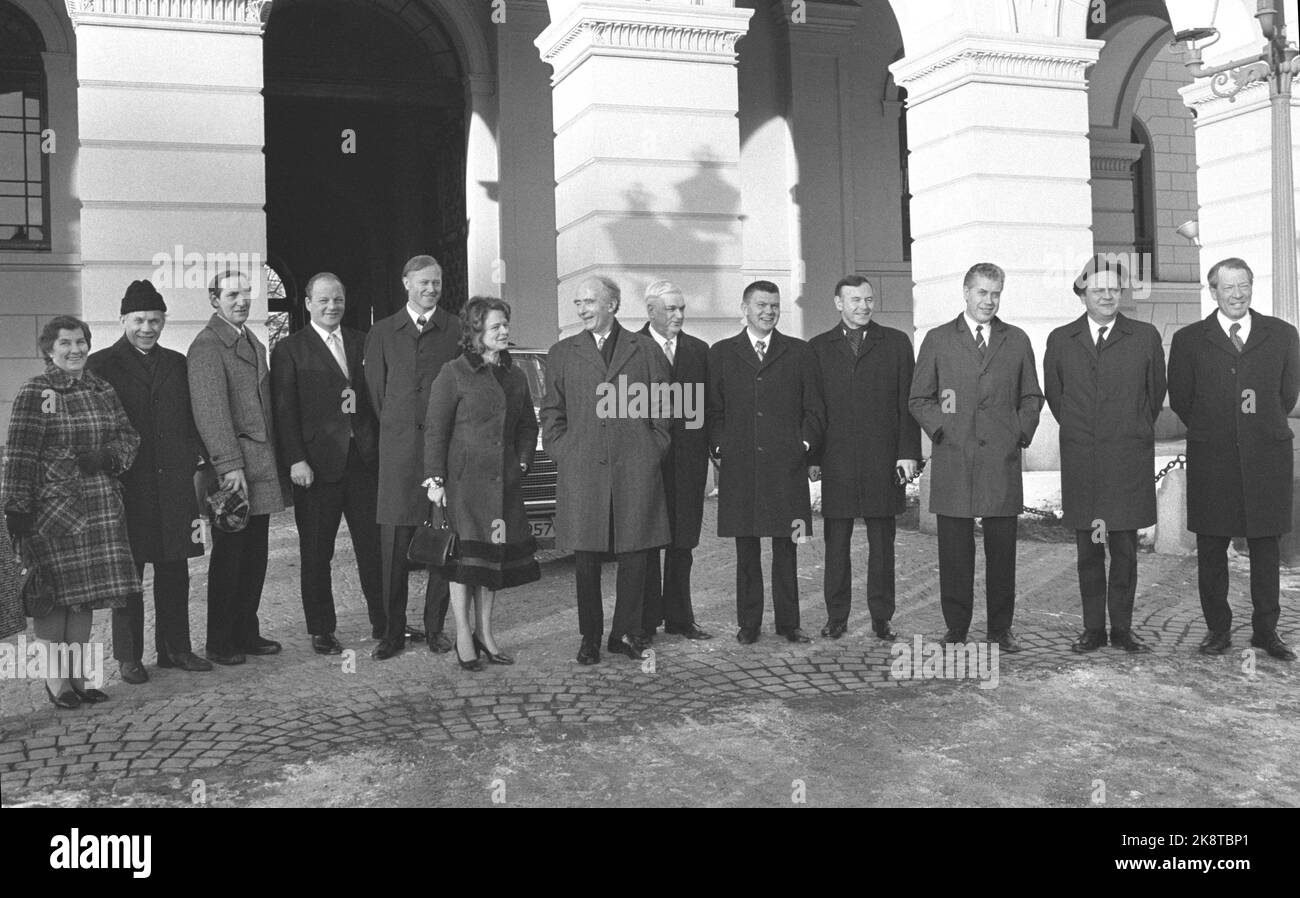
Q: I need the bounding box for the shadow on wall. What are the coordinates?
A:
[602,147,741,316]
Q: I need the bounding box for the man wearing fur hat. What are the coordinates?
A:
[88,280,213,683]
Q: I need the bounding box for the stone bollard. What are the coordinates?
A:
[919,468,937,534]
[1154,467,1196,554]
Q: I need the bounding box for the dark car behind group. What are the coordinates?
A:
[510,348,556,548]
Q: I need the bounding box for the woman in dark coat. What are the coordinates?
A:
[424,297,540,671]
[2,316,141,708]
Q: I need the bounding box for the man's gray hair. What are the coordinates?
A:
[584,275,622,313]
[645,279,683,310]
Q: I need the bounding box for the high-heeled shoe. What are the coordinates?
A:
[71,684,110,704]
[45,684,80,710]
[473,633,515,665]
[455,641,484,672]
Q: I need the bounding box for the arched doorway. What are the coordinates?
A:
[262,0,467,332]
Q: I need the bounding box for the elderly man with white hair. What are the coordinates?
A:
[638,281,713,641]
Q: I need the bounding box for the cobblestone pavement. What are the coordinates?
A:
[2,500,1297,806]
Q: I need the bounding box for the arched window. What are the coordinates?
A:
[0,1,48,249]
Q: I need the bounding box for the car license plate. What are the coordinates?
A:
[529,519,554,539]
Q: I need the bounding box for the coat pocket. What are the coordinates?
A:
[34,483,86,537]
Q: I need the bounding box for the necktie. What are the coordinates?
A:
[596,334,606,352]
[847,327,863,355]
[416,314,428,333]
[1097,325,1108,351]
[755,340,766,362]
[975,325,985,356]
[663,339,674,366]
[1230,322,1244,353]
[327,331,349,380]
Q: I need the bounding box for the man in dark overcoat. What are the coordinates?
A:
[909,262,1043,652]
[808,275,921,640]
[271,272,383,655]
[88,280,212,683]
[363,254,461,660]
[707,280,824,645]
[540,275,672,664]
[188,269,292,665]
[638,281,712,641]
[1044,255,1166,654]
[1168,257,1300,660]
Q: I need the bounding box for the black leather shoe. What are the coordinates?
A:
[1071,629,1107,653]
[872,619,899,640]
[163,651,213,672]
[779,627,812,644]
[736,627,759,645]
[428,632,454,654]
[940,629,968,646]
[1250,631,1296,661]
[607,635,645,660]
[576,636,601,665]
[312,634,343,655]
[664,622,713,640]
[405,627,426,643]
[821,621,848,639]
[119,661,149,684]
[990,629,1023,653]
[71,684,109,703]
[371,638,404,660]
[1110,629,1151,653]
[1198,630,1231,655]
[205,648,246,666]
[627,634,652,654]
[240,637,281,656]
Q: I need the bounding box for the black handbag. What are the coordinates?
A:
[406,501,459,567]
[14,537,55,619]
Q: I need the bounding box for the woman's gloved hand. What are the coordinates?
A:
[6,509,34,540]
[76,449,115,475]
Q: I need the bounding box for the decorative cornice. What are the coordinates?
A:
[64,0,272,34]
[536,3,753,86]
[1178,77,1274,124]
[1090,140,1144,176]
[890,33,1101,106]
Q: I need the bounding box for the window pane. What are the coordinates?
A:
[0,90,20,117]
[0,197,24,224]
[28,198,42,225]
[0,134,23,178]
[0,182,19,195]
[26,133,40,170]
[24,96,39,117]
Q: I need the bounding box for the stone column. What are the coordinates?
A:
[465,74,502,305]
[1089,140,1145,259]
[66,0,271,351]
[891,33,1102,472]
[535,0,752,341]
[496,0,559,348]
[781,0,862,336]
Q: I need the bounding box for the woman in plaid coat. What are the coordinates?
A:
[2,316,141,708]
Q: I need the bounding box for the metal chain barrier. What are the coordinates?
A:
[915,453,1189,519]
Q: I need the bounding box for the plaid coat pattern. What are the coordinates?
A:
[1,365,142,611]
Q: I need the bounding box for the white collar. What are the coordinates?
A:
[407,303,436,327]
[1217,309,1250,339]
[746,327,773,349]
[963,314,990,339]
[311,320,342,343]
